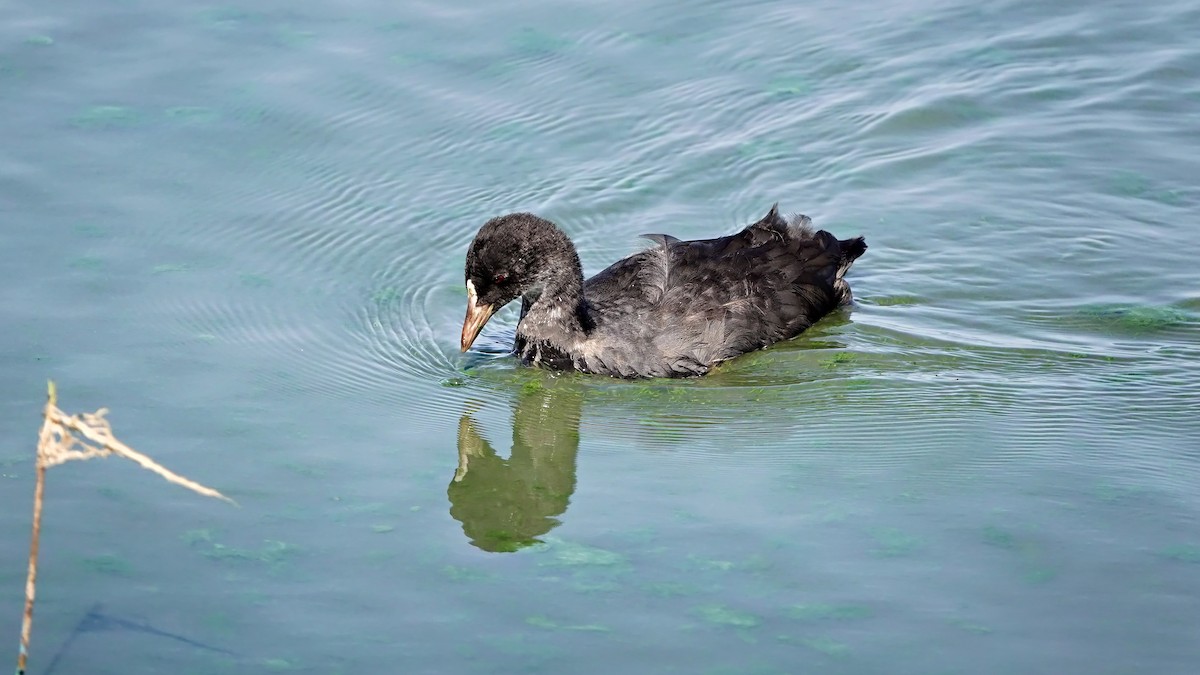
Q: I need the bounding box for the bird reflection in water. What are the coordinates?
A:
[449,380,582,552]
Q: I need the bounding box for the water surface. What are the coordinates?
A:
[2,0,1199,673]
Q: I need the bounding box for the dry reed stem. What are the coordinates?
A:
[16,381,234,675]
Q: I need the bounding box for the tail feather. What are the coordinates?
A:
[828,235,865,306]
[837,236,867,278]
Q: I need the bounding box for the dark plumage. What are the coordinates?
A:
[460,204,866,378]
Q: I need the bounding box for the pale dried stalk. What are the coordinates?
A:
[16,384,54,675]
[40,406,235,504]
[16,381,234,675]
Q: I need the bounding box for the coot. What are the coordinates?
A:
[461,204,866,378]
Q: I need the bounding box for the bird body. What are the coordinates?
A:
[461,205,866,378]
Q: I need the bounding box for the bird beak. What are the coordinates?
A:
[460,281,495,352]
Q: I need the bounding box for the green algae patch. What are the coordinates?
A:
[822,352,858,368]
[69,256,105,271]
[696,604,760,629]
[152,263,191,274]
[871,295,923,306]
[534,538,626,568]
[982,525,1018,550]
[510,28,571,56]
[80,553,135,577]
[525,615,610,632]
[239,273,272,288]
[184,529,299,567]
[1160,544,1200,564]
[787,603,873,621]
[1073,304,1194,333]
[870,528,922,558]
[262,657,297,671]
[642,581,705,598]
[371,286,401,306]
[521,378,546,395]
[800,636,850,657]
[164,106,221,125]
[766,76,813,97]
[948,617,993,634]
[71,105,142,129]
[442,565,495,582]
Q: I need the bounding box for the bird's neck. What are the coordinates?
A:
[518,253,590,346]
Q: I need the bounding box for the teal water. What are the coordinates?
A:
[2,0,1199,673]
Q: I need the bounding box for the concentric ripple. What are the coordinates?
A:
[89,0,1200,485]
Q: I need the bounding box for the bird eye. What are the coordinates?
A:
[494,272,508,284]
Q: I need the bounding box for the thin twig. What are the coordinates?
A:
[42,407,235,504]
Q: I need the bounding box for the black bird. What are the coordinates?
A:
[461,205,866,378]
